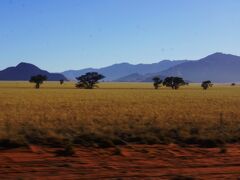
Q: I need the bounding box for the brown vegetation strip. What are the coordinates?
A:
[0,144,240,179]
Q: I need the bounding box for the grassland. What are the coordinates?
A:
[0,82,239,148]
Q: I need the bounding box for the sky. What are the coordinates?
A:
[0,0,240,72]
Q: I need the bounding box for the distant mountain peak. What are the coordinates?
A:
[14,62,41,72]
[200,52,240,63]
[17,62,31,66]
[212,52,224,55]
[16,62,37,68]
[111,62,131,66]
[206,52,239,58]
[118,62,130,65]
[160,52,240,82]
[160,60,171,62]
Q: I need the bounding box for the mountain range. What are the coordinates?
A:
[0,53,240,82]
[117,53,240,83]
[63,53,240,82]
[159,53,240,83]
[62,60,187,81]
[0,62,67,81]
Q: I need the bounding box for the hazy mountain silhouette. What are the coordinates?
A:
[62,60,188,81]
[116,73,147,82]
[159,53,240,82]
[1,53,239,82]
[115,73,166,82]
[0,62,67,81]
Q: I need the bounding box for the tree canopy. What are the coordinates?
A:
[76,72,105,89]
[163,76,185,89]
[60,79,64,85]
[29,75,47,89]
[201,80,213,90]
[152,76,162,89]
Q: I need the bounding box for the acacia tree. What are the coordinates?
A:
[29,75,47,89]
[163,76,185,89]
[152,76,162,89]
[76,72,105,89]
[201,80,213,90]
[60,79,64,85]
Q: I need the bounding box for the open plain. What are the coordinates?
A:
[0,82,240,179]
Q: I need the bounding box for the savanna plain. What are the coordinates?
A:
[0,82,240,179]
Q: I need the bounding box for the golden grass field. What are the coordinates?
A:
[0,81,240,148]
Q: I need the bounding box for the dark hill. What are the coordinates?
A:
[0,62,67,81]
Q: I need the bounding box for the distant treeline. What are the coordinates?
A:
[29,72,236,90]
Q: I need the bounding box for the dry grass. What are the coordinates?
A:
[0,81,239,148]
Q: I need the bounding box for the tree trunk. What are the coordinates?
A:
[36,83,40,89]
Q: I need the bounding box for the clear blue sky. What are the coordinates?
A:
[0,0,240,72]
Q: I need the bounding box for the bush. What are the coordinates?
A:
[55,143,76,157]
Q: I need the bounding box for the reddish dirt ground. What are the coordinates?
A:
[0,144,240,179]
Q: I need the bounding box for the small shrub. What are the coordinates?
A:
[73,134,114,148]
[0,139,25,149]
[219,146,227,154]
[55,143,75,157]
[113,146,123,156]
[60,79,64,85]
[189,127,199,136]
[152,76,162,89]
[183,137,224,148]
[184,137,199,145]
[201,80,213,90]
[112,137,127,145]
[198,139,223,148]
[167,128,181,142]
[140,134,161,144]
